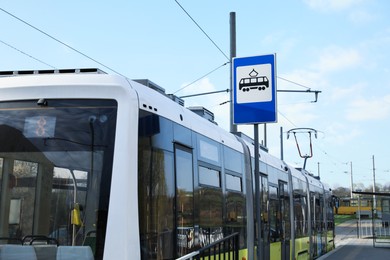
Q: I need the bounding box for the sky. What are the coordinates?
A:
[1,0,390,190]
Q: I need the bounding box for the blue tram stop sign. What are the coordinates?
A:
[233,54,277,124]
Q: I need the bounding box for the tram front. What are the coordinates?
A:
[0,71,131,259]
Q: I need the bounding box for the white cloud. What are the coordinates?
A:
[323,122,362,145]
[278,103,319,126]
[330,83,365,100]
[346,95,390,121]
[348,10,376,24]
[279,46,363,95]
[261,32,299,57]
[313,46,362,72]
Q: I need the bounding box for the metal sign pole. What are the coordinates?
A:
[254,123,261,260]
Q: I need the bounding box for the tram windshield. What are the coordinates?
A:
[0,99,117,258]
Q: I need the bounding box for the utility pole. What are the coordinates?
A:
[280,127,284,160]
[318,162,320,178]
[350,162,353,198]
[372,155,377,212]
[229,12,237,133]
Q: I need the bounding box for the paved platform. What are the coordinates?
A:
[319,237,390,259]
[318,219,390,259]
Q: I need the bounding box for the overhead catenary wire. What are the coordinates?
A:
[0,39,56,69]
[0,7,125,77]
[174,0,230,61]
[278,76,311,90]
[277,110,298,128]
[173,62,229,94]
[173,2,316,98]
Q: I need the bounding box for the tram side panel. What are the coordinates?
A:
[137,110,248,259]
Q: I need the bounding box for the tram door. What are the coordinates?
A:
[310,192,315,259]
[260,175,270,260]
[174,145,194,258]
[279,181,290,260]
[310,192,321,258]
[269,181,290,260]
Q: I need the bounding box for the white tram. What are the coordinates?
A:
[0,69,334,259]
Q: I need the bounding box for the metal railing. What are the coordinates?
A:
[357,220,390,238]
[177,232,240,260]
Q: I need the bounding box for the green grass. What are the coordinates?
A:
[334,214,355,226]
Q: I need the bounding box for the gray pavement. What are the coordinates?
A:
[318,219,390,259]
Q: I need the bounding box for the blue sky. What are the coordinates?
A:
[1,0,390,190]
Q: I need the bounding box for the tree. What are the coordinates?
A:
[332,186,350,198]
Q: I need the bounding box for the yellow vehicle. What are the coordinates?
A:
[335,197,381,215]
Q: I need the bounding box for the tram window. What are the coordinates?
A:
[3,160,38,237]
[314,195,322,231]
[251,159,267,176]
[260,176,270,245]
[174,123,192,147]
[279,181,291,240]
[198,137,220,165]
[138,146,175,259]
[350,199,358,207]
[0,158,3,198]
[293,193,308,237]
[198,186,223,246]
[259,161,267,173]
[0,99,117,259]
[199,166,220,188]
[223,147,243,173]
[226,174,242,192]
[138,113,160,137]
[226,191,245,222]
[225,190,246,248]
[175,145,195,257]
[360,199,369,207]
[326,196,334,230]
[139,110,174,151]
[267,166,278,178]
[292,177,307,194]
[50,167,88,244]
[260,176,269,223]
[9,199,21,225]
[269,186,281,242]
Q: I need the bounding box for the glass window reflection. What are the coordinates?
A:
[199,166,220,188]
